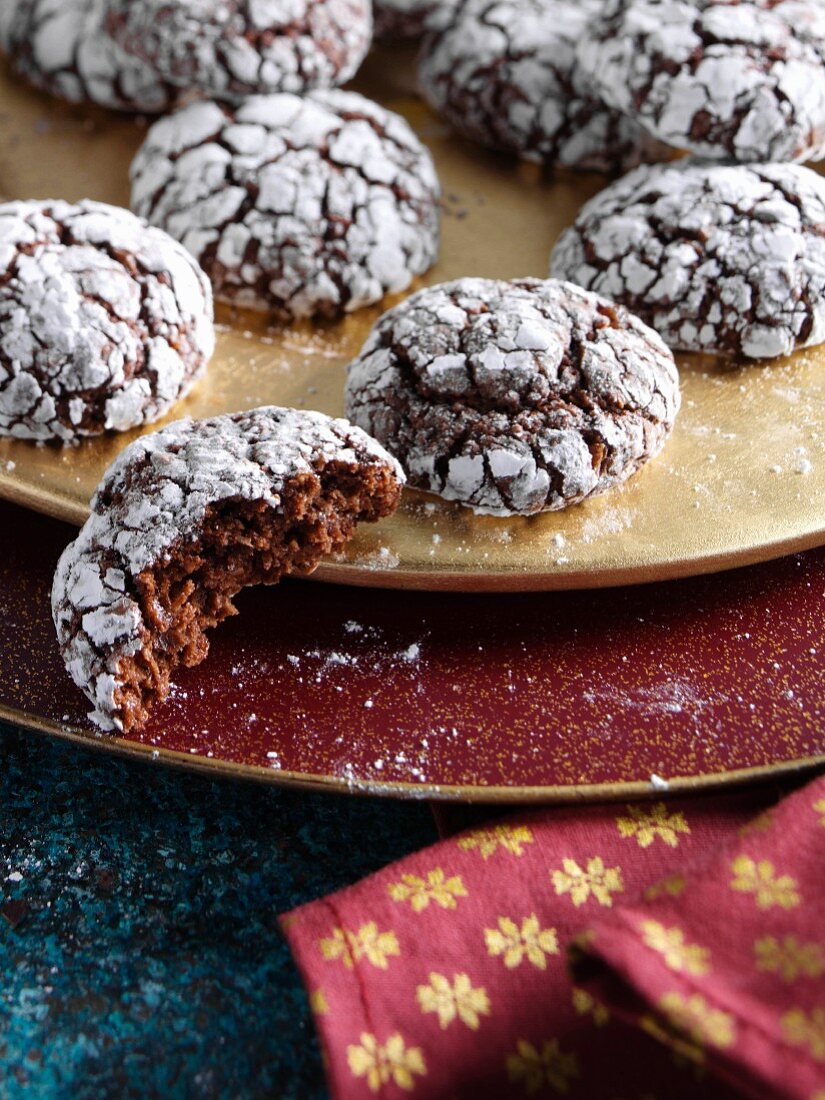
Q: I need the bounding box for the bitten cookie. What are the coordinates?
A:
[550,161,825,359]
[418,0,663,171]
[576,0,825,163]
[106,0,371,99]
[344,278,679,516]
[0,200,214,442]
[1,0,175,113]
[52,407,404,731]
[130,92,441,319]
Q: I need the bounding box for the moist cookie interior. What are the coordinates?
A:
[112,465,397,732]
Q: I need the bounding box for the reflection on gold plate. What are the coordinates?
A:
[1,50,825,590]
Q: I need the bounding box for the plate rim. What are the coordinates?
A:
[5,702,823,804]
[4,477,825,593]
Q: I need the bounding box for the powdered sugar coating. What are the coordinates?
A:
[418,0,664,171]
[106,0,371,100]
[2,0,175,113]
[550,160,825,359]
[344,277,680,515]
[130,91,441,319]
[0,199,214,442]
[52,406,405,729]
[576,0,825,163]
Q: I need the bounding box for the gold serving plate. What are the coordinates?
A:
[1,48,825,590]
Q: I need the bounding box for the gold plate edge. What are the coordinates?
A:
[5,474,825,592]
[3,701,823,804]
[311,528,825,590]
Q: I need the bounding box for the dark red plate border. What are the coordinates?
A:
[2,500,824,803]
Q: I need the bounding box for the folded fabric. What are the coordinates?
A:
[280,782,812,1098]
[574,775,825,1100]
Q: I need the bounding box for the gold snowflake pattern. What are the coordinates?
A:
[572,987,610,1026]
[730,855,801,910]
[347,1033,426,1092]
[644,872,687,902]
[738,809,775,837]
[506,1038,579,1095]
[616,803,690,848]
[571,928,596,952]
[457,823,534,860]
[484,914,559,969]
[416,972,490,1030]
[781,1008,825,1060]
[551,857,623,908]
[814,798,825,827]
[754,936,824,982]
[309,989,329,1015]
[658,992,736,1050]
[640,1012,705,1068]
[388,868,468,912]
[640,920,711,976]
[319,922,400,970]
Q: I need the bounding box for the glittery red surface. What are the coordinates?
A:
[1,499,823,799]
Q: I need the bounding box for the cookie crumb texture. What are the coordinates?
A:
[551,160,825,359]
[0,199,214,442]
[107,0,371,99]
[577,0,825,163]
[418,0,663,171]
[1,0,175,112]
[130,92,441,319]
[51,407,405,731]
[344,277,680,516]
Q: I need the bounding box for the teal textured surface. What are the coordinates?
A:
[0,722,437,1098]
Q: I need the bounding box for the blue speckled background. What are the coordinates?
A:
[0,721,437,1098]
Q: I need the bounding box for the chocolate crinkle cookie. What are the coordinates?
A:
[0,199,214,443]
[550,160,825,359]
[374,0,456,39]
[417,0,664,171]
[52,407,404,731]
[1,0,175,113]
[105,0,371,100]
[344,278,679,516]
[130,91,441,319]
[576,0,825,163]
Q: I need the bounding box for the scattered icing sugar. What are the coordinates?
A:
[354,546,401,570]
[578,506,634,544]
[584,679,726,719]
